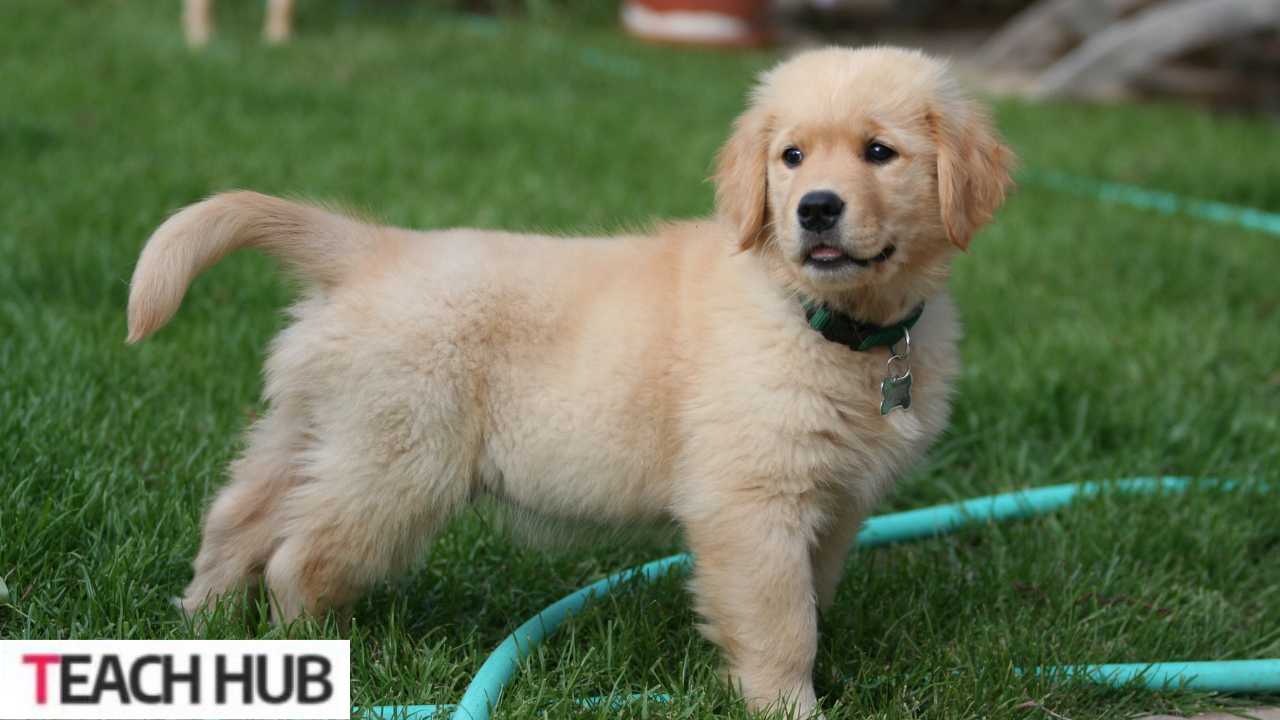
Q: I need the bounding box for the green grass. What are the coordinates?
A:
[2,1,1279,718]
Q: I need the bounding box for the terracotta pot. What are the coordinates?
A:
[621,0,773,48]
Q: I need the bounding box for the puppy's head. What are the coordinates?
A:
[715,47,1014,318]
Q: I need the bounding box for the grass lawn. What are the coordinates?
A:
[2,1,1279,718]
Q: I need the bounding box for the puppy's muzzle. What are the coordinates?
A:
[797,190,844,233]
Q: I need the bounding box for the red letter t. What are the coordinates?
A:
[22,654,62,704]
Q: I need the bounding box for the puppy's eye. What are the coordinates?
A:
[781,147,804,168]
[864,142,897,164]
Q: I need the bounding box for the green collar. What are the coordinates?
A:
[802,300,923,352]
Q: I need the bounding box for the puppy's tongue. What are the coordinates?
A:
[809,245,844,260]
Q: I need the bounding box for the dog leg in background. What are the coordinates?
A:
[183,0,213,46]
[685,499,822,718]
[264,0,294,44]
[182,0,295,47]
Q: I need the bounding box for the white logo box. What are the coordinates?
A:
[0,640,350,719]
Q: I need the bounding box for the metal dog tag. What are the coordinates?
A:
[880,328,912,415]
[880,372,912,415]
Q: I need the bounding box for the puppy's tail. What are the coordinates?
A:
[126,191,377,343]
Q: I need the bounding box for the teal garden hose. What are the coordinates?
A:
[1020,171,1280,238]
[363,477,1280,719]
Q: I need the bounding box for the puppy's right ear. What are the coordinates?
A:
[714,106,771,251]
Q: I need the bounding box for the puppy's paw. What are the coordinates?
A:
[172,595,213,634]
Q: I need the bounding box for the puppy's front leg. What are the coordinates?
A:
[686,503,821,718]
[811,505,864,612]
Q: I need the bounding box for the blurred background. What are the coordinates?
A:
[182,0,1280,111]
[628,0,1280,113]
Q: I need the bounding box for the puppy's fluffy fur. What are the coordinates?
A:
[128,47,1013,716]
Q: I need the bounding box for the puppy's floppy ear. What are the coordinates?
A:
[714,106,772,251]
[931,98,1015,251]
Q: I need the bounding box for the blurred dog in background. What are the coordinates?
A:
[184,0,295,46]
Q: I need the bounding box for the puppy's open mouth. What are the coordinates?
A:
[804,244,896,270]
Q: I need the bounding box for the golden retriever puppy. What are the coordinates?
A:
[127,46,1012,717]
[184,0,295,46]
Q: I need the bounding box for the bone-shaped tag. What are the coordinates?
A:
[880,372,912,415]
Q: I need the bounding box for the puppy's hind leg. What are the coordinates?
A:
[262,416,477,623]
[180,404,305,619]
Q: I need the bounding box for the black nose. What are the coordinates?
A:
[797,191,845,232]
